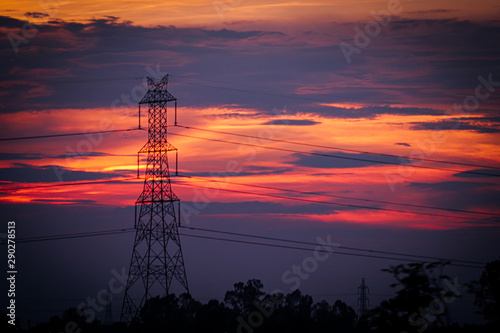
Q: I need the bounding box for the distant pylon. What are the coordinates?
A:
[120,74,189,323]
[357,277,369,317]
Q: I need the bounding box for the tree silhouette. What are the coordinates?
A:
[282,289,314,332]
[224,279,265,317]
[194,299,232,332]
[13,278,364,332]
[364,261,454,333]
[331,300,357,332]
[1,311,21,332]
[474,257,500,324]
[309,299,356,332]
[139,294,182,332]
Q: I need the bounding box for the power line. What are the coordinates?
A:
[179,175,500,217]
[2,174,495,224]
[178,79,339,106]
[0,135,496,222]
[0,128,141,142]
[4,175,492,224]
[179,226,486,266]
[0,73,450,117]
[1,177,138,192]
[3,173,497,225]
[172,179,496,225]
[0,128,496,223]
[167,132,500,178]
[0,112,495,178]
[177,79,449,117]
[0,74,142,85]
[0,125,496,178]
[180,233,483,269]
[175,125,500,171]
[0,228,135,244]
[1,164,497,224]
[3,226,484,269]
[4,73,489,125]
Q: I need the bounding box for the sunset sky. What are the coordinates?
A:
[1,0,500,325]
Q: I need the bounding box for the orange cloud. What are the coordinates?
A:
[2,0,498,30]
[1,104,498,230]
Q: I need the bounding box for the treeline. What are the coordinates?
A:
[3,259,499,333]
[3,280,358,333]
[137,283,357,333]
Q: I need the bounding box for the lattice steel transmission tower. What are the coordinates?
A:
[120,74,189,323]
[357,277,369,317]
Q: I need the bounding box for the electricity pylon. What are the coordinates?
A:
[120,74,189,323]
[357,277,369,317]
